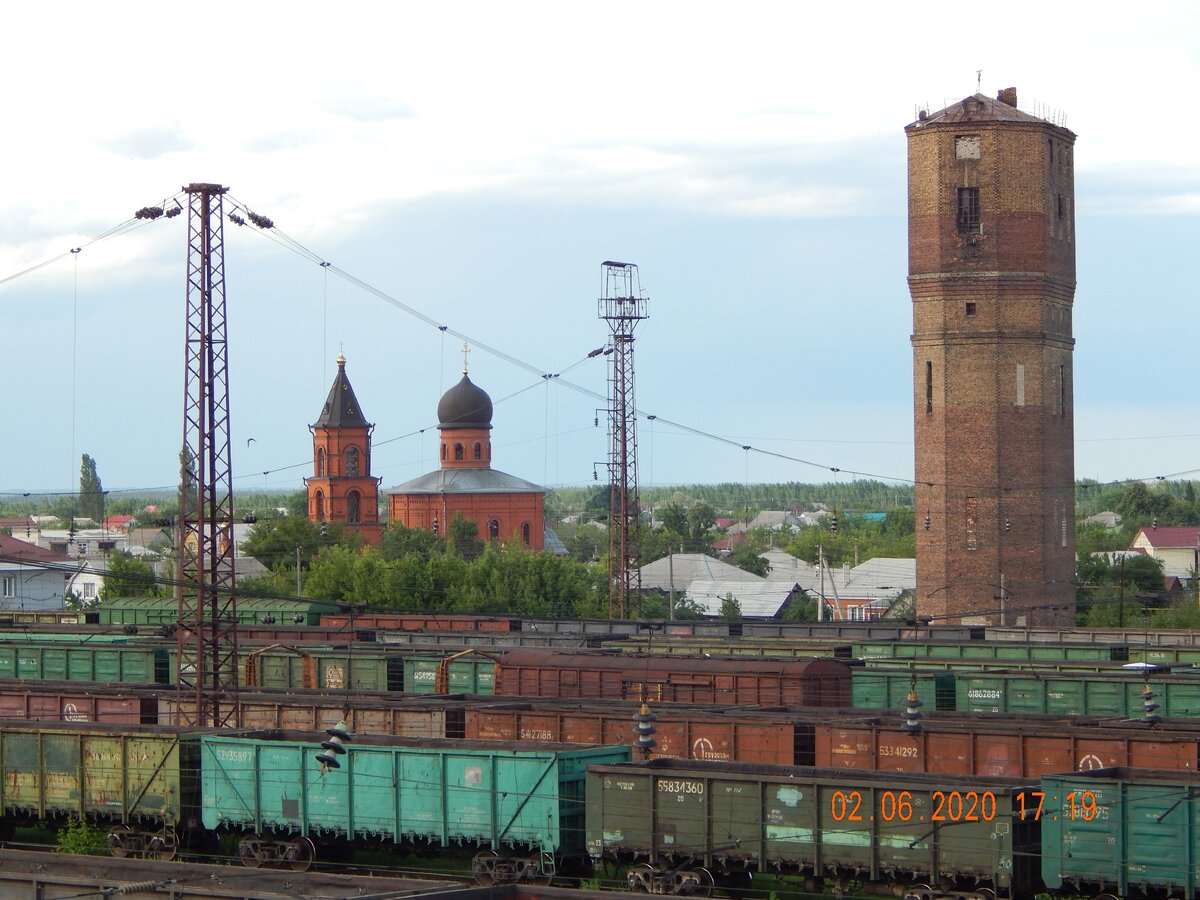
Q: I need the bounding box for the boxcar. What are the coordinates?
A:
[585,758,1038,897]
[200,729,630,880]
[494,649,851,705]
[0,720,202,858]
[1041,767,1200,900]
[0,643,170,684]
[815,714,1200,776]
[0,681,157,724]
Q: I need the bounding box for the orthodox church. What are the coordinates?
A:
[307,349,545,550]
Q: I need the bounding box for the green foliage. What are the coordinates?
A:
[79,454,104,522]
[448,513,484,561]
[56,817,109,855]
[728,541,771,576]
[719,592,742,621]
[1076,553,1167,626]
[783,510,916,567]
[242,514,335,571]
[380,523,448,562]
[99,551,158,600]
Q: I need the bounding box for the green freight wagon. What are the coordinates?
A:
[852,640,1128,662]
[200,730,630,879]
[404,652,496,694]
[0,643,170,684]
[586,758,1039,897]
[241,645,400,691]
[96,595,339,627]
[851,668,957,711]
[1041,768,1200,899]
[0,721,203,858]
[954,668,1200,717]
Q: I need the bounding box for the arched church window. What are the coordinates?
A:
[521,522,531,545]
[487,518,499,540]
[346,447,360,477]
[347,491,361,524]
[315,491,325,520]
[317,448,326,477]
[441,443,447,461]
[473,442,482,460]
[455,443,464,461]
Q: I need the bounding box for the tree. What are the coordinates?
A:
[448,513,484,561]
[79,454,104,522]
[381,523,447,562]
[100,550,157,600]
[728,542,770,577]
[719,592,742,621]
[241,515,327,571]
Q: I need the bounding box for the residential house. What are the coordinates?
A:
[1084,510,1122,529]
[0,533,81,610]
[1129,526,1200,582]
[637,553,764,595]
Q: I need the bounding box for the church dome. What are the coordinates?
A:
[437,374,493,428]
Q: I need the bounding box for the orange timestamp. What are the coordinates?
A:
[1016,789,1100,822]
[829,790,998,823]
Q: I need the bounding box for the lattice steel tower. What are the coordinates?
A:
[598,262,648,619]
[176,183,240,727]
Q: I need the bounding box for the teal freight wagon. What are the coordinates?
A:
[200,729,630,881]
[1041,767,1200,900]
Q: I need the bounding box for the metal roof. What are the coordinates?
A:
[684,579,806,618]
[636,553,764,593]
[385,467,543,495]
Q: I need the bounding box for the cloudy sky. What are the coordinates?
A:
[1,1,1197,503]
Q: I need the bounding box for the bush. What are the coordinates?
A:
[56,817,109,855]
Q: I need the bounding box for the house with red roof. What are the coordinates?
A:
[1130,526,1200,582]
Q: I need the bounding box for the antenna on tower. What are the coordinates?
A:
[598,261,649,619]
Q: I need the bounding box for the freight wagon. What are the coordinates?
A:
[0,643,170,684]
[1040,767,1200,900]
[493,649,852,705]
[585,758,1038,897]
[0,720,203,859]
[241,644,497,693]
[96,596,340,627]
[200,729,630,879]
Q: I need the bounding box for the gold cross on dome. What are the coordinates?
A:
[462,342,470,374]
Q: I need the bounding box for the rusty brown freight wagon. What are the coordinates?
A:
[0,680,157,724]
[493,649,852,705]
[815,713,1200,775]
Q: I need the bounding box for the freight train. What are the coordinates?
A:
[2,717,1198,899]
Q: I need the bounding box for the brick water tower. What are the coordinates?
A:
[908,87,1076,626]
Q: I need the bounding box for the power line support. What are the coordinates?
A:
[176,183,240,727]
[598,262,648,619]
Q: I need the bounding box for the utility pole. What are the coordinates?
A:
[599,262,648,619]
[175,183,240,728]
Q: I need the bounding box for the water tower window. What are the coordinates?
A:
[965,302,977,317]
[957,188,981,234]
[955,135,980,160]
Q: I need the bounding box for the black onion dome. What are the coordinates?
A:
[437,374,493,428]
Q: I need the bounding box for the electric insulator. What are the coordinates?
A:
[632,702,657,752]
[1004,519,1011,532]
[829,516,838,536]
[316,720,353,770]
[903,690,924,733]
[1142,685,1161,724]
[923,515,931,530]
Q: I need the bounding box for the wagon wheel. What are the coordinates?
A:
[685,867,714,898]
[1094,894,1119,900]
[107,824,133,858]
[287,836,316,872]
[906,885,934,900]
[473,849,500,886]
[150,827,178,861]
[627,863,654,892]
[239,836,263,868]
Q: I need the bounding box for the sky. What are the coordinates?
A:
[1,1,1198,504]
